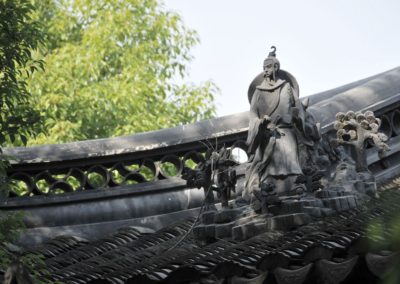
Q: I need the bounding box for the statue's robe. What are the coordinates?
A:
[245,78,303,195]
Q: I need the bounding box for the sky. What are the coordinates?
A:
[163,0,400,117]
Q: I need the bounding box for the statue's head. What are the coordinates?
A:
[263,46,280,80]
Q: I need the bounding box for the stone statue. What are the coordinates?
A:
[244,46,308,203]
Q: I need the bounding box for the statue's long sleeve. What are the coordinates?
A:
[246,91,263,155]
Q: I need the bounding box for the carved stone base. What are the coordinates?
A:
[192,179,375,243]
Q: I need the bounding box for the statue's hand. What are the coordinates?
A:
[263,115,271,123]
[260,115,271,128]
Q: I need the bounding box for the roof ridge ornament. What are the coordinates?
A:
[268,45,277,58]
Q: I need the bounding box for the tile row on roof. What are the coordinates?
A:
[19,187,400,284]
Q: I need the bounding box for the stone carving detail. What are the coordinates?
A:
[334,110,390,172]
[214,147,238,208]
[182,147,238,210]
[182,150,217,210]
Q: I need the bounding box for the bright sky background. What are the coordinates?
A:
[163,0,400,117]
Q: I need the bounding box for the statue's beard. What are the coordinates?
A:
[264,71,276,82]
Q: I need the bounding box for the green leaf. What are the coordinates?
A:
[20,134,27,145]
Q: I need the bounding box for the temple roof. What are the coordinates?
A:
[2,67,400,283]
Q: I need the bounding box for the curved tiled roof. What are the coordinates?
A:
[19,185,400,284]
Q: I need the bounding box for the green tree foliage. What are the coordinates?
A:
[366,191,400,284]
[1,0,44,199]
[0,212,25,268]
[0,2,48,278]
[28,0,217,144]
[0,0,44,146]
[0,211,50,282]
[0,1,45,231]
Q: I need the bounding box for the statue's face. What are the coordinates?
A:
[263,60,278,78]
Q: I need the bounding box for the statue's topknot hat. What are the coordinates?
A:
[264,46,280,70]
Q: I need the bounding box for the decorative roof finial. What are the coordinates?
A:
[268,46,277,58]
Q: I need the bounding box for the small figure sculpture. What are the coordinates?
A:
[215,147,238,208]
[182,149,216,211]
[244,46,310,202]
[182,147,238,210]
[334,110,390,172]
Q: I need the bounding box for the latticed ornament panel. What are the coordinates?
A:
[7,140,249,197]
